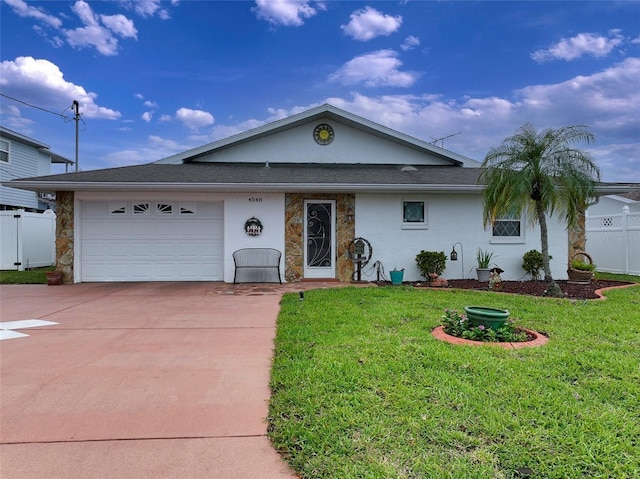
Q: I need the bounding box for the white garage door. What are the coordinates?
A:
[81,201,223,282]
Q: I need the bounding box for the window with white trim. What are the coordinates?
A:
[0,139,9,163]
[491,209,524,242]
[401,199,428,229]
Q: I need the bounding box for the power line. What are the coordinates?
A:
[0,93,72,121]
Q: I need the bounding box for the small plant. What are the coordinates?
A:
[475,248,494,269]
[441,309,528,342]
[415,251,447,283]
[570,258,596,271]
[522,249,551,280]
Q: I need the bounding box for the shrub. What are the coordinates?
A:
[415,250,447,281]
[522,249,547,280]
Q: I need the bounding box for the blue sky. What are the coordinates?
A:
[1,0,639,182]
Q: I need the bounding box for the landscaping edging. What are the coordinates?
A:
[432,326,549,349]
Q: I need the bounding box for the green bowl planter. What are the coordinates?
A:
[464,306,510,330]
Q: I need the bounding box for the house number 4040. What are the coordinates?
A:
[248,197,263,203]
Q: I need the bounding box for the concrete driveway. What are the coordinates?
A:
[0,282,333,479]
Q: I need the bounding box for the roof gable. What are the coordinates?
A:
[155,104,479,167]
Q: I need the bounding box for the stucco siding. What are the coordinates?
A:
[355,193,569,282]
[223,193,286,282]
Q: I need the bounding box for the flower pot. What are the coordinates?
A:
[45,271,63,285]
[390,270,404,285]
[476,268,491,282]
[464,306,509,330]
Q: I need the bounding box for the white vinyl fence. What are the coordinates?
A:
[585,206,640,275]
[0,209,56,270]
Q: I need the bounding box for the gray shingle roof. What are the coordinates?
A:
[7,162,484,191]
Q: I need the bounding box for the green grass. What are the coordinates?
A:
[0,266,55,284]
[269,281,640,478]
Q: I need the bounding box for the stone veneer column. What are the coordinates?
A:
[284,193,355,282]
[55,191,74,284]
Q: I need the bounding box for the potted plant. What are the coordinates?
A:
[567,251,596,284]
[475,248,494,282]
[415,251,447,285]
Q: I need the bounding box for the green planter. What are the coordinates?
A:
[464,306,509,330]
[390,270,404,285]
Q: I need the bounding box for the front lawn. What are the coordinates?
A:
[0,267,55,284]
[269,283,640,478]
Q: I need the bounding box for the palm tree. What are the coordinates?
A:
[479,124,600,297]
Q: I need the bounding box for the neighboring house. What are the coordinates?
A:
[3,105,635,284]
[587,191,640,216]
[0,126,73,212]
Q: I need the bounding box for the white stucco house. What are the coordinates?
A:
[3,105,634,284]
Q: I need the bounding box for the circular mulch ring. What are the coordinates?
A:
[432,326,549,349]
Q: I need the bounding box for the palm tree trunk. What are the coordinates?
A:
[536,200,563,297]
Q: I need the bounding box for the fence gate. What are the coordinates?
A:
[0,209,56,270]
[585,206,640,275]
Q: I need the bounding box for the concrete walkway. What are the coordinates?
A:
[0,282,348,479]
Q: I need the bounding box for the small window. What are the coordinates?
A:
[157,203,173,214]
[109,202,127,214]
[179,202,197,215]
[402,200,428,229]
[0,139,9,163]
[133,203,150,215]
[491,210,524,243]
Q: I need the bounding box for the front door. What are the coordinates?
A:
[304,200,335,279]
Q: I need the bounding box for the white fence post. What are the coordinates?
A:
[622,206,629,274]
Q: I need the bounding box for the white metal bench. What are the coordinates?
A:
[232,248,282,284]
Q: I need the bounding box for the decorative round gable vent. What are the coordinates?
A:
[244,217,263,236]
[313,123,334,145]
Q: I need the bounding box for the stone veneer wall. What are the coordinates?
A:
[55,191,74,284]
[284,193,355,282]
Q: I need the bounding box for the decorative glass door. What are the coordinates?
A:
[304,200,335,279]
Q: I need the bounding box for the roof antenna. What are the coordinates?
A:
[429,132,460,148]
[72,100,80,172]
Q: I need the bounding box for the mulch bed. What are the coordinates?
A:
[380,279,635,300]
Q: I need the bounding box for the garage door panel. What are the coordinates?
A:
[81,201,224,282]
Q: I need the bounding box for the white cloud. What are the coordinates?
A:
[125,0,172,20]
[341,6,402,41]
[531,30,625,63]
[252,0,319,27]
[401,35,420,51]
[329,50,419,87]
[100,14,138,39]
[0,56,121,120]
[142,111,153,122]
[3,0,62,28]
[6,0,148,56]
[144,100,158,108]
[175,107,215,129]
[159,114,173,122]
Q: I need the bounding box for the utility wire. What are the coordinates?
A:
[1,93,72,121]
